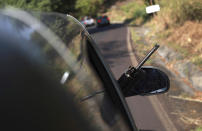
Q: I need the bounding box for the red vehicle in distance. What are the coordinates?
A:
[96,16,110,27]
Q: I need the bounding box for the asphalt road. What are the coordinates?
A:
[88,24,173,131]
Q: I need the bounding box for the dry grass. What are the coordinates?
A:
[145,0,202,68]
[167,21,202,50]
[130,28,156,65]
[165,21,202,67]
[105,8,127,22]
[194,92,202,102]
[107,0,202,68]
[146,18,202,68]
[170,104,202,130]
[105,0,147,25]
[193,127,202,131]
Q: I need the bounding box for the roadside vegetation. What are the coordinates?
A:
[146,0,202,68]
[129,27,155,65]
[106,0,202,69]
[120,1,148,25]
[192,126,202,131]
[0,0,123,18]
[1,0,201,67]
[106,0,148,25]
[0,0,77,14]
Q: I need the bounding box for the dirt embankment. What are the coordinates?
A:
[148,18,202,68]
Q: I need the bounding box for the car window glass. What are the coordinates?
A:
[39,14,131,131]
[1,10,133,131]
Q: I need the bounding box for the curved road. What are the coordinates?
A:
[88,24,176,131]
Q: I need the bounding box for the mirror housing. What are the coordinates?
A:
[118,66,170,97]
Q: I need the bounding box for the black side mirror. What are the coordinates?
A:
[118,44,169,97]
[118,66,170,97]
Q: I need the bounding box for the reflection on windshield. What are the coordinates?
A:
[80,89,105,101]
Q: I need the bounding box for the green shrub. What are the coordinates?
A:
[75,0,104,17]
[120,1,148,24]
[121,2,146,18]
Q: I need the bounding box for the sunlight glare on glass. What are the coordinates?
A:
[60,71,70,84]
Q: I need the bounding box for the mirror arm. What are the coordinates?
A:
[125,44,159,78]
[136,44,159,70]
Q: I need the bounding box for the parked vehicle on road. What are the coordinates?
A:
[96,15,110,27]
[81,16,95,27]
[0,8,169,131]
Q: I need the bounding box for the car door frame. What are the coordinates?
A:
[68,14,139,131]
[84,30,139,131]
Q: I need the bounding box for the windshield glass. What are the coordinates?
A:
[0,8,133,131]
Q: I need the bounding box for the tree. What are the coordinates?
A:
[0,0,76,13]
[75,0,104,17]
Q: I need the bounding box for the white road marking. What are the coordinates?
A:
[126,27,178,131]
